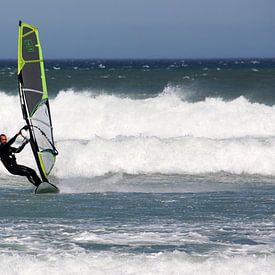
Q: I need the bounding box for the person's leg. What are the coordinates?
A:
[8,164,41,187]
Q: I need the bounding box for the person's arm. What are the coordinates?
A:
[15,139,29,153]
[7,132,20,146]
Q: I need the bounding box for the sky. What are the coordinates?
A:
[0,0,275,59]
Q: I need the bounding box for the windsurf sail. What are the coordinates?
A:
[17,21,58,183]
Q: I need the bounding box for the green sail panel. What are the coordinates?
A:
[18,21,58,182]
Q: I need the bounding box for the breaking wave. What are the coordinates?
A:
[1,89,275,177]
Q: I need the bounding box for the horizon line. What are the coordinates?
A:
[1,57,275,61]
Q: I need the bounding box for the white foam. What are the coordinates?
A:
[51,89,275,140]
[52,136,275,177]
[2,89,275,141]
[72,228,209,246]
[0,92,23,135]
[0,252,274,275]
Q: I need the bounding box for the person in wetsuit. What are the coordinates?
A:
[0,127,41,187]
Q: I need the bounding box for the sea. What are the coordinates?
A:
[0,59,275,274]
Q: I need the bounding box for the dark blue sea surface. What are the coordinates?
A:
[1,59,275,103]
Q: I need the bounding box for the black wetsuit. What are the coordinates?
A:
[0,133,41,187]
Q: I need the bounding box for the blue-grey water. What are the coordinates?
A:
[0,59,275,274]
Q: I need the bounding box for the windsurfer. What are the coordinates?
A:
[0,126,41,187]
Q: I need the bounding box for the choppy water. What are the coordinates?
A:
[0,59,275,274]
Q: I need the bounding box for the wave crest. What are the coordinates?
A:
[51,89,275,140]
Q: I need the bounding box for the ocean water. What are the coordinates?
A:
[0,59,275,274]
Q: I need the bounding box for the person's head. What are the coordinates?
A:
[0,134,7,144]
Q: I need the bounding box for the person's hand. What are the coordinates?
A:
[19,125,29,135]
[21,125,29,131]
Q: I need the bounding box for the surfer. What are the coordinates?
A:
[0,126,41,187]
